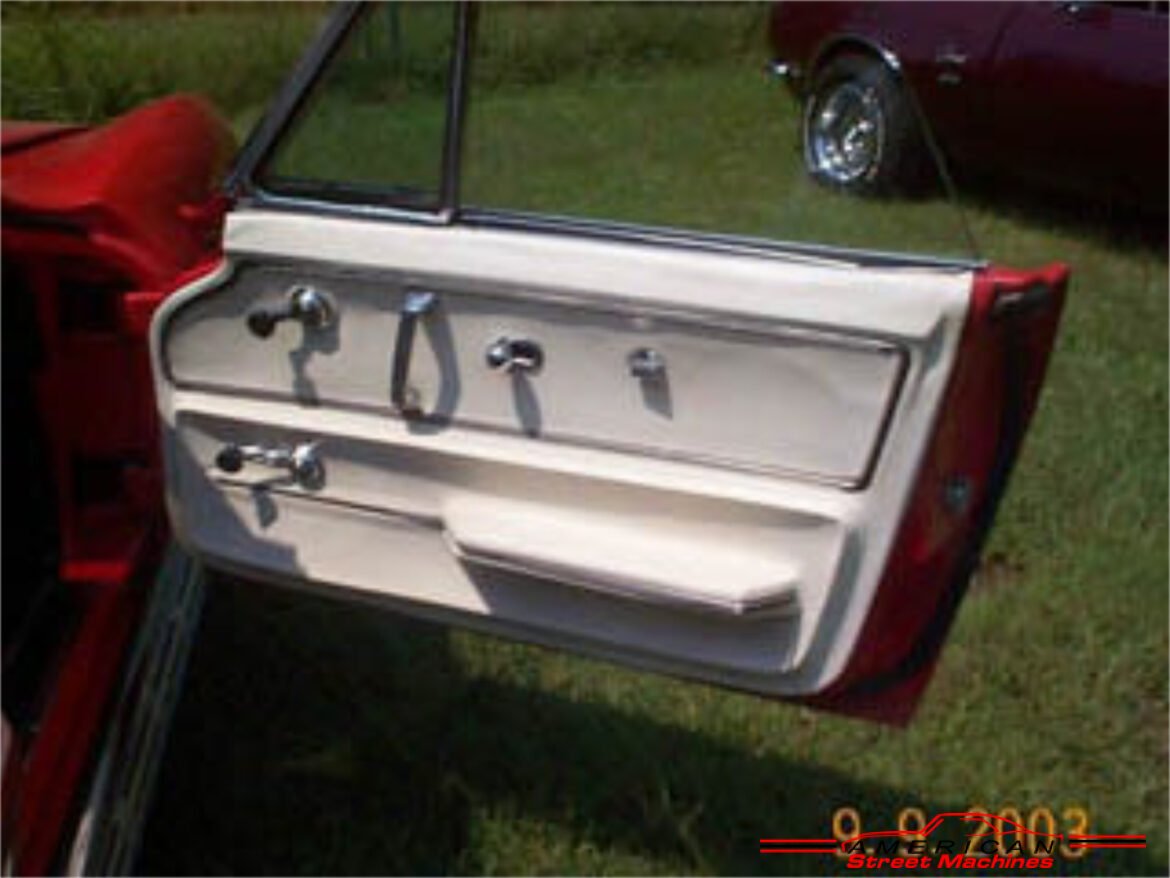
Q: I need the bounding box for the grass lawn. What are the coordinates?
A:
[0,5,323,126]
[3,6,1166,876]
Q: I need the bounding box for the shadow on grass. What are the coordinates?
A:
[953,169,1169,259]
[137,577,1164,876]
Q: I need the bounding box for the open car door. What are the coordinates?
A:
[149,2,1066,724]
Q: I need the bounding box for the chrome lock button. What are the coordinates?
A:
[628,347,666,380]
[486,337,544,374]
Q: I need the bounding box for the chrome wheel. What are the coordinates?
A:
[805,80,885,186]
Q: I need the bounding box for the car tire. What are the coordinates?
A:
[802,53,928,196]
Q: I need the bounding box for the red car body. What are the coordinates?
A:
[769,1,1169,210]
[1,95,233,875]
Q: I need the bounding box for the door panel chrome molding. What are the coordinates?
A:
[162,256,912,490]
[189,254,924,351]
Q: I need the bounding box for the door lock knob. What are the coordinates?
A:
[214,444,246,474]
[486,337,544,373]
[628,347,666,380]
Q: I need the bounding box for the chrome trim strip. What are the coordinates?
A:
[239,191,454,226]
[233,195,985,272]
[458,208,984,271]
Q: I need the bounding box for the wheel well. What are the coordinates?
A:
[806,36,903,93]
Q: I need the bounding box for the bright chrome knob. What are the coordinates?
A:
[486,337,544,374]
[628,347,666,380]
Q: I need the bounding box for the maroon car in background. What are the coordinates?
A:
[769,1,1168,210]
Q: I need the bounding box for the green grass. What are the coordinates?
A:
[0,2,766,133]
[0,4,323,130]
[3,5,1164,875]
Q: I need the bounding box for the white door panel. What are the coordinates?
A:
[153,211,972,695]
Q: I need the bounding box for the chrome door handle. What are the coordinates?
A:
[486,337,544,374]
[935,49,968,67]
[215,441,325,489]
[247,286,336,338]
[934,48,968,85]
[390,290,437,414]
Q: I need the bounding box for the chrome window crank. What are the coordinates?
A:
[215,441,325,490]
[247,286,336,338]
